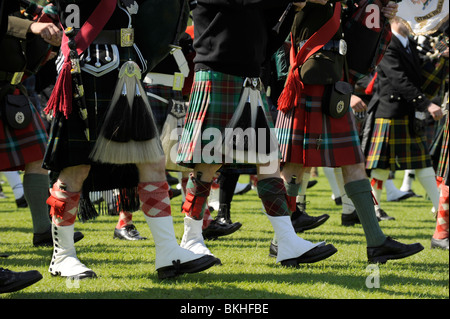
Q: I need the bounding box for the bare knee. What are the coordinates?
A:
[56,165,91,192]
[24,160,48,175]
[137,158,167,182]
[193,163,221,182]
[341,163,367,184]
[279,162,304,183]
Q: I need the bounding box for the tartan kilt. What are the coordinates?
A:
[437,115,449,183]
[144,84,183,133]
[275,84,364,167]
[176,70,277,168]
[0,101,48,171]
[365,116,432,171]
[43,49,153,191]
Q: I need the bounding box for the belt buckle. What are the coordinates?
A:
[172,72,184,91]
[339,39,347,56]
[120,28,134,47]
[11,72,24,85]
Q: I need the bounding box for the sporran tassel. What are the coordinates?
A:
[131,84,157,141]
[89,61,164,164]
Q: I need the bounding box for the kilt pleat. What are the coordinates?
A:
[365,116,432,171]
[0,103,48,171]
[176,70,276,167]
[275,84,363,167]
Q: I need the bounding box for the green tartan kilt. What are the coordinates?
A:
[365,116,432,171]
[176,70,277,168]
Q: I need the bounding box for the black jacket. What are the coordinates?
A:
[193,0,295,77]
[368,34,431,119]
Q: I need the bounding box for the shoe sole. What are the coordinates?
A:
[280,245,338,267]
[0,272,42,294]
[368,245,424,264]
[294,215,330,233]
[157,255,219,280]
[341,219,361,227]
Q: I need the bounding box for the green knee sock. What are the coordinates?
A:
[344,179,386,247]
[23,174,51,234]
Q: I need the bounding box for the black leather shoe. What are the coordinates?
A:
[114,224,147,240]
[404,189,423,198]
[291,202,329,233]
[33,229,84,247]
[202,219,242,240]
[307,180,318,189]
[376,208,395,221]
[431,237,449,250]
[15,195,28,208]
[341,210,360,226]
[157,255,219,280]
[280,244,338,267]
[367,237,424,264]
[0,268,42,294]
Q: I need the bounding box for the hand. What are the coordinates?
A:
[350,95,367,113]
[427,102,444,121]
[29,22,62,46]
[382,1,398,21]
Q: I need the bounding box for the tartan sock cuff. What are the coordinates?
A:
[182,175,212,220]
[284,181,301,197]
[257,178,290,217]
[186,174,212,197]
[138,181,171,218]
[257,178,286,198]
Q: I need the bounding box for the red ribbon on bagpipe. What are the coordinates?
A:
[277,2,342,113]
[44,0,117,118]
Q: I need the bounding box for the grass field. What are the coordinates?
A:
[0,169,448,302]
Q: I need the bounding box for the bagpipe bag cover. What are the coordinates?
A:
[134,0,189,72]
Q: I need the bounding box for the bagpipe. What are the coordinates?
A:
[19,0,60,74]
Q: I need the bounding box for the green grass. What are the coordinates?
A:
[0,169,448,300]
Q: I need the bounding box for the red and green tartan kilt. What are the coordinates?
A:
[0,102,48,171]
[365,116,432,171]
[176,70,276,168]
[437,115,449,182]
[275,84,364,167]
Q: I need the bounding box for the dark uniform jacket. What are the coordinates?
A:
[368,34,431,119]
[193,0,295,77]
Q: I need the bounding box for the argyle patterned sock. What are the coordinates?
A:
[202,206,213,230]
[433,183,449,240]
[116,211,133,229]
[257,178,290,217]
[138,181,171,218]
[47,184,80,226]
[182,175,212,220]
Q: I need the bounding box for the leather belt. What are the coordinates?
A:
[92,29,135,47]
[144,72,185,91]
[0,71,24,85]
